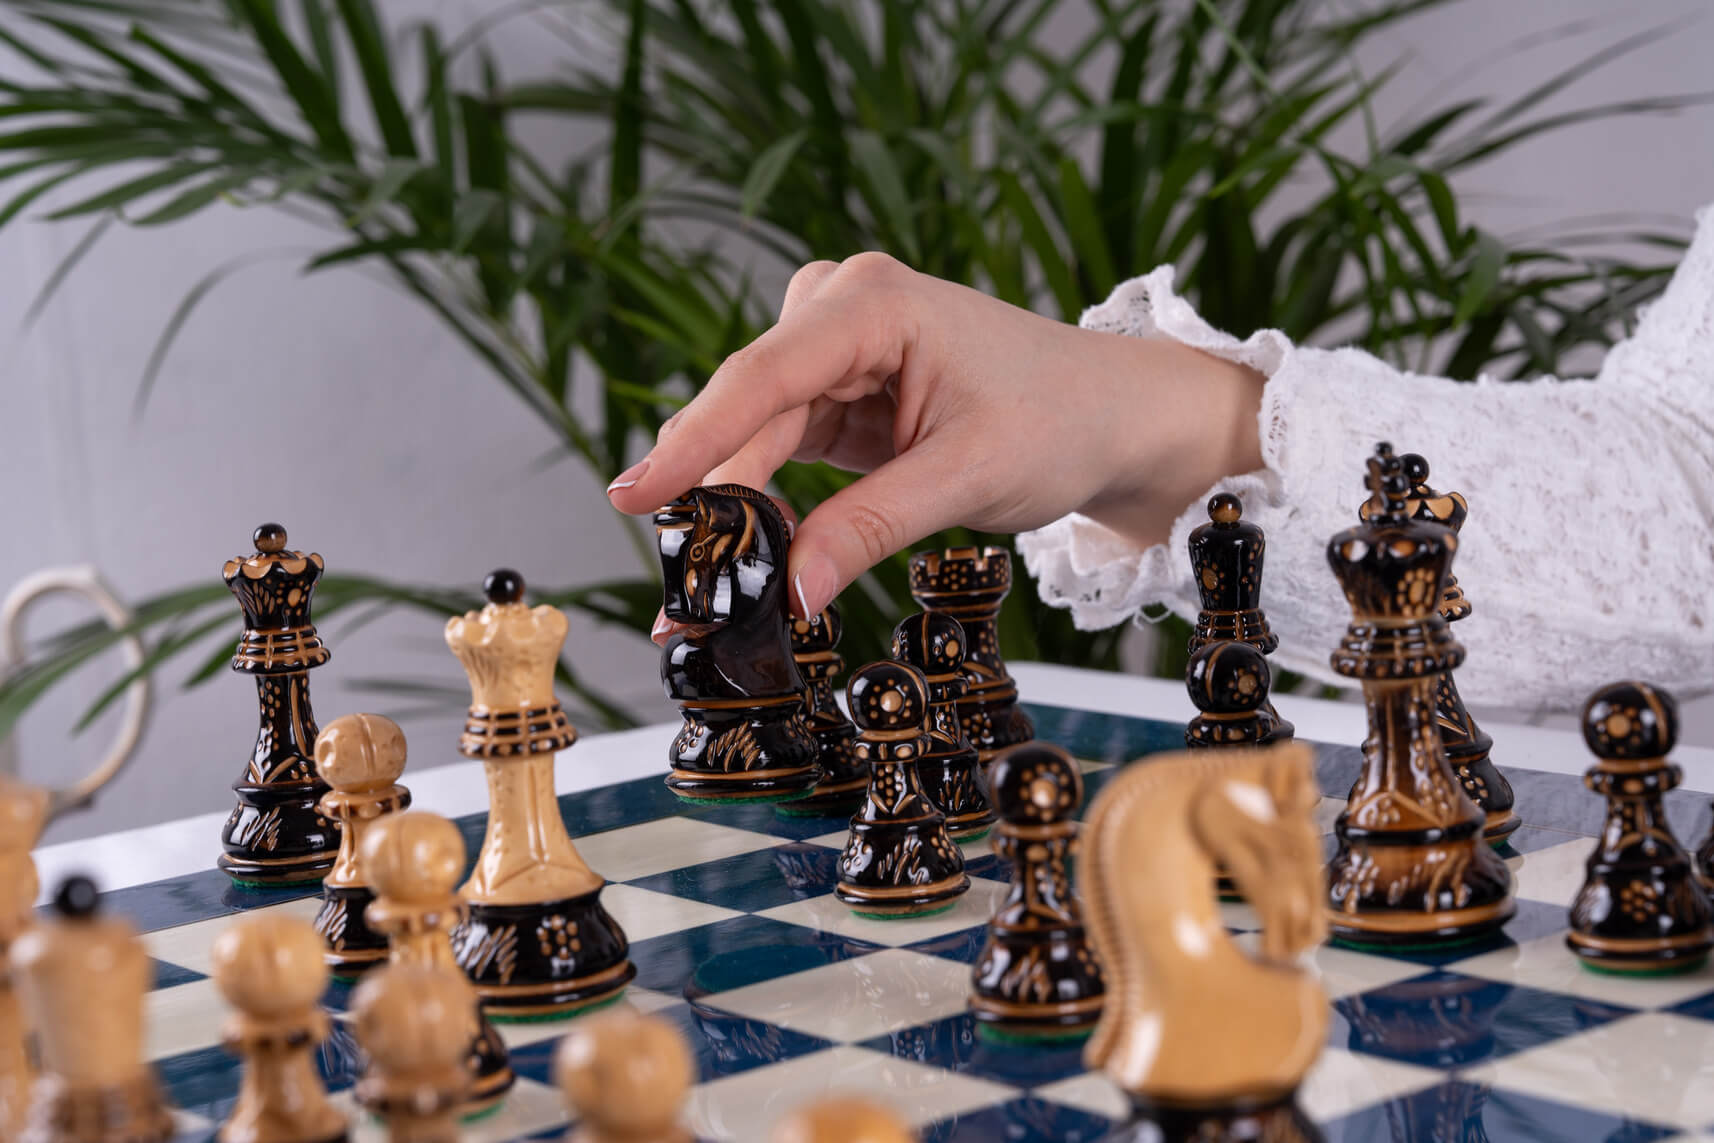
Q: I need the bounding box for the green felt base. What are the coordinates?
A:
[975,1021,1094,1047]
[225,875,326,890]
[1579,955,1708,977]
[672,790,812,808]
[853,903,957,922]
[1329,929,1497,955]
[485,988,627,1025]
[461,1096,508,1123]
[952,827,992,845]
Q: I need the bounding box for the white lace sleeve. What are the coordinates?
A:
[1017,208,1714,711]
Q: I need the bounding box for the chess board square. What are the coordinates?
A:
[624,844,844,913]
[1450,931,1714,1009]
[1331,969,1634,1068]
[920,1096,1114,1142]
[142,896,323,977]
[575,816,783,882]
[906,925,988,965]
[1024,702,1184,767]
[1497,824,1588,857]
[146,979,230,1061]
[561,774,691,836]
[167,1110,216,1142]
[686,1044,1016,1141]
[760,878,1010,948]
[702,948,977,1043]
[1507,838,1589,906]
[858,1010,1092,1090]
[153,958,206,990]
[1469,1012,1714,1130]
[1230,932,1433,1000]
[331,1074,568,1143]
[601,881,743,941]
[489,986,681,1050]
[100,870,320,934]
[627,913,882,995]
[1321,1080,1681,1143]
[689,800,857,841]
[157,1018,365,1124]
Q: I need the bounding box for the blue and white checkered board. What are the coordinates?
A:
[104,702,1714,1142]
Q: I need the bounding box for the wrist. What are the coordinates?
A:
[1078,335,1265,548]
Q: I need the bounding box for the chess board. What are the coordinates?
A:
[105,701,1714,1142]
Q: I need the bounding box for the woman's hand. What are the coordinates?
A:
[607,253,1264,638]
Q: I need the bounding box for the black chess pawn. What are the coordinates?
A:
[908,547,1034,762]
[781,604,867,817]
[655,486,822,803]
[891,612,995,840]
[1184,640,1285,749]
[1568,681,1713,974]
[218,523,340,887]
[1325,444,1513,948]
[970,743,1103,1041]
[1187,494,1294,742]
[836,661,970,918]
[1366,453,1517,845]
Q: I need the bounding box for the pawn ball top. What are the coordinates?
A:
[359,811,465,904]
[315,713,408,792]
[988,743,1082,826]
[848,660,929,733]
[555,1009,692,1133]
[53,874,100,920]
[484,568,525,605]
[1207,493,1243,526]
[1583,680,1678,760]
[353,962,479,1076]
[211,913,329,1017]
[770,1097,916,1143]
[1186,641,1270,716]
[253,522,287,554]
[890,611,966,677]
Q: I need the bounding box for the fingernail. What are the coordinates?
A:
[650,611,672,645]
[607,457,650,495]
[784,517,796,539]
[792,554,836,619]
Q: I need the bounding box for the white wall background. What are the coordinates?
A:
[3,0,1711,845]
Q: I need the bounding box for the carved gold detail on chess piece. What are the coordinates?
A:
[1082,744,1326,1143]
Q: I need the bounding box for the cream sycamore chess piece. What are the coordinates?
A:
[353,963,477,1143]
[313,713,413,977]
[770,1099,917,1143]
[361,811,515,1114]
[11,877,175,1143]
[444,569,633,1017]
[0,781,46,1141]
[1081,744,1327,1143]
[209,914,346,1143]
[554,1008,692,1143]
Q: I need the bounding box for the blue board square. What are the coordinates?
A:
[1332,970,1634,1067]
[686,800,856,841]
[561,775,691,836]
[152,957,205,990]
[924,1096,1115,1142]
[907,925,989,965]
[1322,1079,1679,1143]
[628,914,883,996]
[860,1010,1091,1090]
[625,844,844,912]
[1024,703,1184,766]
[89,870,319,933]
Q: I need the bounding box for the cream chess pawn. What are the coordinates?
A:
[771,1098,917,1143]
[352,963,477,1143]
[209,914,346,1143]
[361,812,514,1113]
[0,780,46,1140]
[444,569,634,1016]
[313,713,412,977]
[555,1008,692,1143]
[10,876,174,1143]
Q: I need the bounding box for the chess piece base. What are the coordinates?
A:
[315,885,388,976]
[1567,930,1712,975]
[1328,819,1515,948]
[218,851,335,889]
[664,770,816,805]
[468,1018,516,1111]
[21,1073,175,1143]
[1327,898,1515,949]
[665,707,821,805]
[454,892,635,1019]
[1481,804,1522,845]
[1100,1091,1322,1143]
[220,780,338,887]
[834,873,970,918]
[969,994,1102,1040]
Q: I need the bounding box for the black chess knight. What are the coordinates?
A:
[891,611,995,839]
[1187,494,1294,742]
[908,547,1034,762]
[218,524,340,887]
[783,603,867,816]
[656,485,822,804]
[971,743,1102,1040]
[1568,681,1713,974]
[836,661,969,918]
[1362,453,1517,844]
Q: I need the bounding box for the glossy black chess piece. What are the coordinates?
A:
[1100,1098,1324,1143]
[891,612,995,840]
[1325,445,1513,948]
[655,485,822,803]
[218,523,340,887]
[781,603,866,816]
[1365,453,1517,845]
[908,547,1034,762]
[836,661,969,918]
[971,743,1103,1040]
[1184,640,1285,749]
[1568,681,1713,974]
[1187,494,1294,742]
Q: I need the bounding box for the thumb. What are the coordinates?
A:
[786,444,971,618]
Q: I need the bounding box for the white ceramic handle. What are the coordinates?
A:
[0,567,151,819]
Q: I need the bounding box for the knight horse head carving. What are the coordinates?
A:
[1081,743,1327,1113]
[656,484,789,627]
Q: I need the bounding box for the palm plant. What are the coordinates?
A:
[0,0,1700,737]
